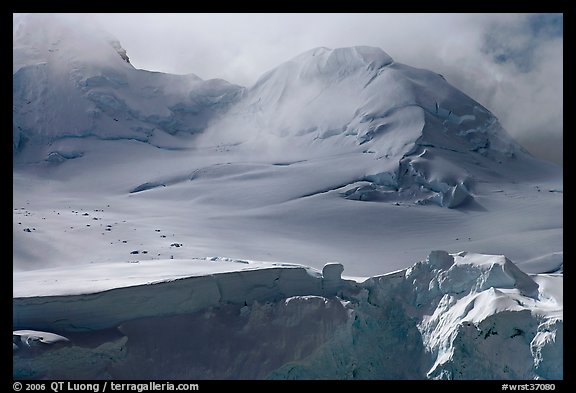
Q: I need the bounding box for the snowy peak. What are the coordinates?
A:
[13,13,245,160]
[286,46,393,80]
[13,13,134,74]
[108,39,131,64]
[201,45,538,208]
[214,44,514,161]
[249,46,393,100]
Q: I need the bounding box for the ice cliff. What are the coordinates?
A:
[13,251,562,379]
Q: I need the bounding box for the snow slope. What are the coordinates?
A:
[13,14,562,275]
[13,251,562,379]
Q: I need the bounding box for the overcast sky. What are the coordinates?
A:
[91,13,563,165]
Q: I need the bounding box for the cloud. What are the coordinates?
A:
[91,13,563,165]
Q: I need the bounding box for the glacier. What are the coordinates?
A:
[13,252,562,379]
[13,13,562,380]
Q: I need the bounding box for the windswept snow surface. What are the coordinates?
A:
[13,14,562,380]
[13,252,562,379]
[13,13,562,275]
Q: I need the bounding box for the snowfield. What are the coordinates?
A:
[13,13,562,380]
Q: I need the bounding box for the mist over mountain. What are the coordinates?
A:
[13,13,562,380]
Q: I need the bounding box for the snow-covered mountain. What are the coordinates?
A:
[13,13,562,380]
[13,13,242,161]
[199,44,548,209]
[13,13,562,275]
